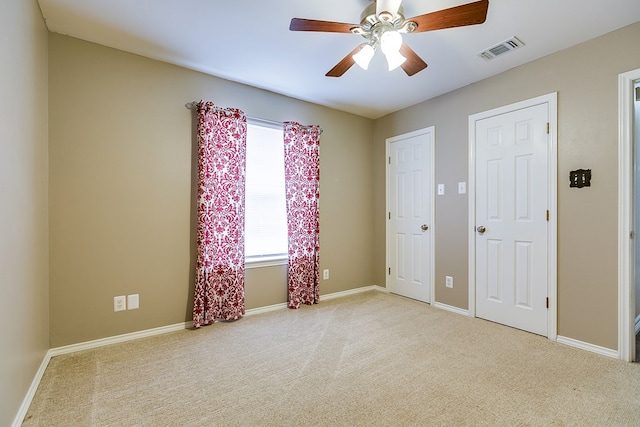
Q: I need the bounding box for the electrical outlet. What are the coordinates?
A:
[458,182,466,194]
[437,184,445,195]
[445,276,454,289]
[114,295,126,312]
[323,269,329,280]
[127,294,139,310]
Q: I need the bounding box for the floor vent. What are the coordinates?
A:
[478,36,525,61]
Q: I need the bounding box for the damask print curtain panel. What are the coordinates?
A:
[192,101,247,328]
[283,121,322,309]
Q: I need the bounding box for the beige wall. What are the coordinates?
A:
[0,1,49,425]
[374,22,640,350]
[48,34,375,347]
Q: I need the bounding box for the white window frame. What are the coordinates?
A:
[245,117,288,269]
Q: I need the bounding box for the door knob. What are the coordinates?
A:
[421,224,429,231]
[477,225,486,234]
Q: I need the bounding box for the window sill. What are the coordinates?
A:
[245,255,288,269]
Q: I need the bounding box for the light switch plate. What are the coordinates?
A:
[127,294,139,310]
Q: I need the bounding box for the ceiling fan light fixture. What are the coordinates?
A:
[353,44,376,70]
[289,0,490,77]
[380,29,402,53]
[383,50,406,71]
[380,29,406,71]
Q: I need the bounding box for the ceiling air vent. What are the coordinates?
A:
[477,36,525,61]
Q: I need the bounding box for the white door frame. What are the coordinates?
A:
[385,126,436,304]
[617,68,640,362]
[468,93,558,340]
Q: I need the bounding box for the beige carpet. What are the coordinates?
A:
[23,291,640,426]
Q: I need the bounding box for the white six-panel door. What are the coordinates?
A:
[386,127,434,303]
[474,103,549,336]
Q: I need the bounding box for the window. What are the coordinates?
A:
[244,119,288,266]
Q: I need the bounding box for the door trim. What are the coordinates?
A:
[385,126,436,304]
[468,93,558,340]
[618,68,640,362]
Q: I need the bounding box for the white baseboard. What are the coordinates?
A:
[433,301,470,317]
[49,321,192,357]
[321,284,387,301]
[556,335,618,359]
[245,285,385,316]
[11,351,52,427]
[13,284,385,426]
[244,302,289,316]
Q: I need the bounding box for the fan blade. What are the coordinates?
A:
[290,18,358,33]
[377,0,402,18]
[326,44,365,77]
[399,43,428,76]
[407,0,489,33]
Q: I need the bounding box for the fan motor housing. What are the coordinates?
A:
[360,3,405,28]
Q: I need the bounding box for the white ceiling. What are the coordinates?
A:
[38,0,640,119]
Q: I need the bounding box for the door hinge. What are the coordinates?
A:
[631,230,635,240]
[546,122,550,134]
[388,212,391,220]
[546,210,549,221]
[546,297,549,309]
[388,156,391,164]
[388,267,391,275]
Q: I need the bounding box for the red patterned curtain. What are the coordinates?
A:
[283,121,322,309]
[193,101,247,328]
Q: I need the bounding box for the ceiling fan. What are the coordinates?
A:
[289,0,489,77]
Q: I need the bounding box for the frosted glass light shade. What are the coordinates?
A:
[353,44,375,70]
[380,31,405,71]
[384,50,406,71]
[380,30,403,54]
